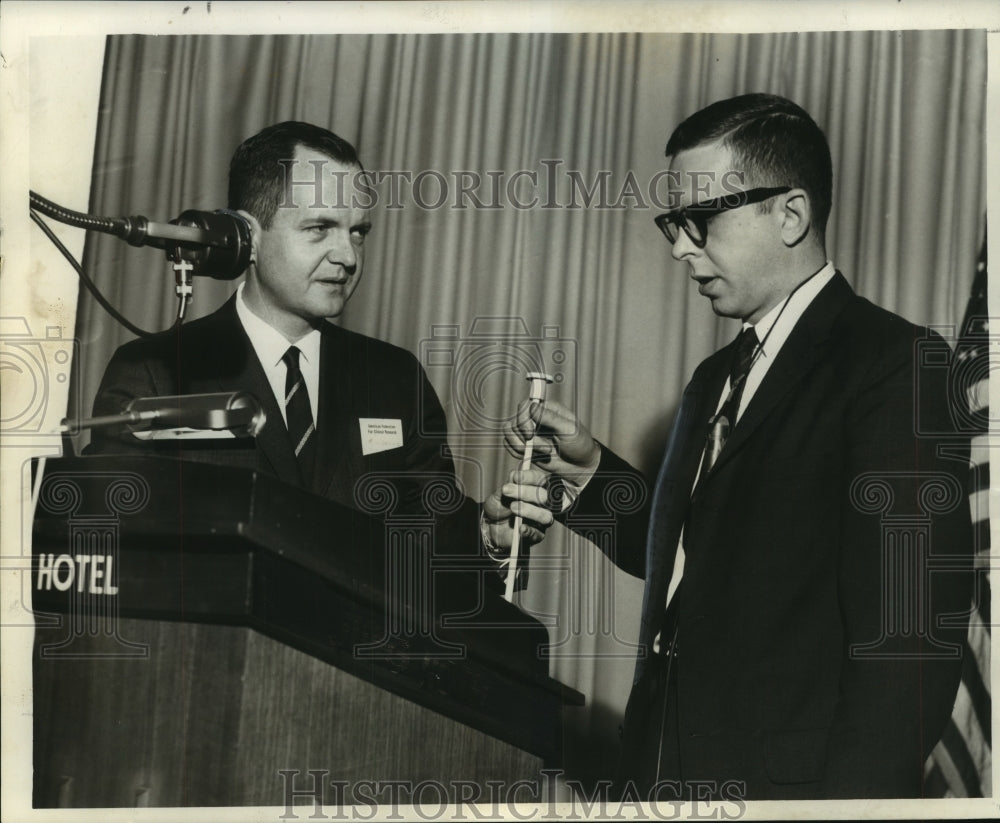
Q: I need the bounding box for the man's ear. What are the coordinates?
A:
[777,189,812,247]
[237,209,262,263]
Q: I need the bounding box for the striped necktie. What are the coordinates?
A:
[282,346,316,484]
[699,326,759,478]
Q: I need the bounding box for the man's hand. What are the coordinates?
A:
[504,398,601,485]
[482,467,554,551]
[482,399,601,551]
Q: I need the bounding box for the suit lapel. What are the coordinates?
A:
[205,297,302,486]
[641,359,725,634]
[704,272,854,479]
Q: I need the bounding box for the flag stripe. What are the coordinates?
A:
[939,719,985,797]
[922,758,953,798]
[967,607,992,686]
[969,461,990,494]
[969,488,989,524]
[972,568,991,635]
[957,652,992,747]
[926,738,962,798]
[951,679,992,796]
[969,434,991,468]
[973,519,991,560]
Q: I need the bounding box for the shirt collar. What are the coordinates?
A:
[235,282,322,368]
[745,261,836,359]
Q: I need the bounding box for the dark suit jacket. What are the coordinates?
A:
[88,296,478,538]
[568,273,972,798]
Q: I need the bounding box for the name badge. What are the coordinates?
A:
[359,418,403,455]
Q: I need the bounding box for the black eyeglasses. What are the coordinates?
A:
[654,186,791,247]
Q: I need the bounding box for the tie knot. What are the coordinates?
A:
[730,327,759,386]
[282,346,301,371]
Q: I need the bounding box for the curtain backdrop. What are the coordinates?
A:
[73,30,987,787]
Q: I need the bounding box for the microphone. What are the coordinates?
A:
[29,191,253,280]
[126,391,266,438]
[65,392,266,439]
[144,209,252,281]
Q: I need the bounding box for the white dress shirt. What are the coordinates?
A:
[234,282,322,425]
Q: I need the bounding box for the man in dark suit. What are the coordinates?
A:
[90,121,471,526]
[483,94,973,799]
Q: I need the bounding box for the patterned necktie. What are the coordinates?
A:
[282,346,316,484]
[699,326,759,478]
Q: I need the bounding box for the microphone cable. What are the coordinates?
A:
[29,207,168,339]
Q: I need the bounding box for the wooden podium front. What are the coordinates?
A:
[32,456,582,808]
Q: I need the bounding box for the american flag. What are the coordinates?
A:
[924,237,991,797]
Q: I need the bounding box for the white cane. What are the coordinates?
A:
[504,371,554,602]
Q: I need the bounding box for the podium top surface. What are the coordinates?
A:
[33,455,586,717]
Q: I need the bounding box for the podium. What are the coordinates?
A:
[31,456,583,808]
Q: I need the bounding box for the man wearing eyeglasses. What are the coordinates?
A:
[483,94,972,799]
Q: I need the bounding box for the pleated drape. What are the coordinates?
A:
[73,31,986,783]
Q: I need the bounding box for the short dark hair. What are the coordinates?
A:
[666,94,833,235]
[228,121,362,229]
